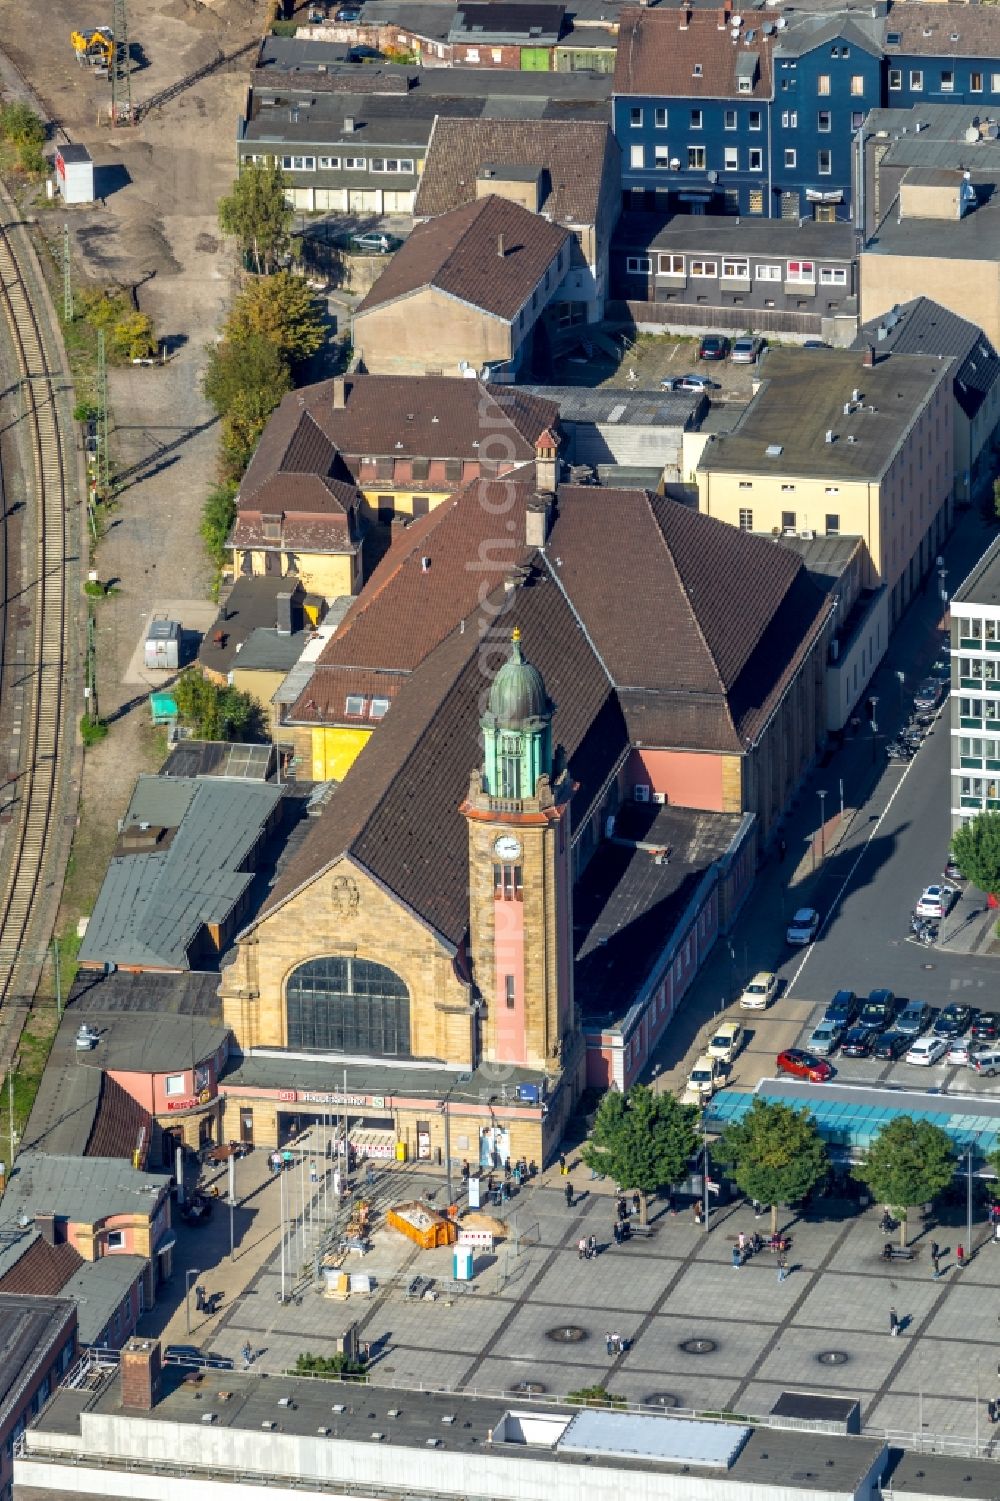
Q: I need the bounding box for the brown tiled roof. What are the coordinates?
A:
[544,487,831,750]
[85,1075,154,1163]
[287,666,407,726]
[0,1236,83,1297]
[256,566,623,947]
[230,511,357,555]
[885,5,1000,57]
[354,196,570,321]
[613,6,778,100]
[414,118,617,227]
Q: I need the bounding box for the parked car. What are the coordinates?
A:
[895,1004,934,1042]
[947,1037,978,1066]
[707,1020,743,1063]
[803,339,830,349]
[944,856,965,883]
[971,1012,1000,1043]
[823,990,857,1027]
[873,1032,909,1062]
[687,1053,723,1097]
[350,230,399,255]
[336,3,363,17]
[661,373,721,392]
[786,907,820,945]
[776,1048,833,1082]
[914,680,945,711]
[730,334,763,364]
[859,990,896,1030]
[808,1021,843,1056]
[698,334,729,361]
[972,1048,1000,1077]
[840,1025,879,1058]
[905,1036,948,1066]
[914,884,957,920]
[933,1003,973,1038]
[739,971,779,1010]
[164,1346,234,1370]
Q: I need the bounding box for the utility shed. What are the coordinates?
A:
[144,619,181,671]
[55,143,95,204]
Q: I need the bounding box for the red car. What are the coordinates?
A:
[776,1048,833,1083]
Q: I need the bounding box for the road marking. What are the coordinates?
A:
[785,750,921,998]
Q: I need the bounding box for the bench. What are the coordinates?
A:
[883,1246,916,1262]
[405,1275,433,1301]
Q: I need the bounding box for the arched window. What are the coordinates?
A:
[498,734,522,798]
[285,957,410,1056]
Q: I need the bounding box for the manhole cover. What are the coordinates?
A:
[508,1381,546,1396]
[546,1326,587,1343]
[644,1392,682,1409]
[679,1338,717,1355]
[817,1350,849,1366]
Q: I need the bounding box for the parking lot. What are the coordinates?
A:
[549,328,766,401]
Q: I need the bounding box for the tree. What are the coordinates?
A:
[201,481,238,570]
[203,333,290,419]
[0,101,45,173]
[172,669,265,742]
[854,1115,955,1246]
[221,384,285,481]
[952,810,1000,898]
[77,287,129,330]
[218,159,293,276]
[580,1084,699,1225]
[112,311,156,361]
[715,1097,829,1234]
[224,271,325,366]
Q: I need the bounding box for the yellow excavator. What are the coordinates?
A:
[70,27,114,75]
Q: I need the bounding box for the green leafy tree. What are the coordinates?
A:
[951,810,1000,897]
[172,669,265,742]
[225,271,325,366]
[203,332,291,418]
[715,1097,829,1234]
[112,311,156,361]
[987,1146,1000,1202]
[220,383,285,481]
[580,1084,699,1225]
[201,481,238,570]
[854,1115,955,1246]
[218,159,293,275]
[0,102,45,172]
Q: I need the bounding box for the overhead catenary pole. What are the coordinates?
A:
[96,327,110,499]
[111,0,132,126]
[62,224,72,322]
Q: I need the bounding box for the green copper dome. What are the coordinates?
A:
[488,629,549,729]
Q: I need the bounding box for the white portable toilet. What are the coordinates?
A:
[55,144,96,205]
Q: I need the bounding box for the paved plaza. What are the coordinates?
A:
[163,1155,1000,1450]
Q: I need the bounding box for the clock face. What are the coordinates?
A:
[493,834,523,860]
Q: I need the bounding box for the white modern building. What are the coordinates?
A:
[950,536,1000,828]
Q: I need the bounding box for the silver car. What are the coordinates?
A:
[731,335,763,364]
[807,1021,841,1057]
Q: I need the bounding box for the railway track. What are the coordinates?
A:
[0,211,69,1011]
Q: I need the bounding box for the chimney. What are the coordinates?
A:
[120,1338,162,1412]
[344,115,355,133]
[34,1212,59,1246]
[534,429,559,494]
[276,589,293,636]
[390,514,407,544]
[678,3,690,22]
[526,492,554,548]
[863,343,875,367]
[718,6,727,27]
[333,376,347,409]
[497,232,505,258]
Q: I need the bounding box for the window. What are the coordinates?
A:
[654,144,671,167]
[369,698,390,719]
[738,76,752,94]
[784,148,797,168]
[494,864,524,900]
[887,31,900,45]
[738,480,753,489]
[688,145,706,169]
[826,514,840,534]
[738,508,753,531]
[817,110,831,131]
[630,106,643,126]
[940,69,954,93]
[993,73,1000,92]
[852,110,864,130]
[910,70,923,91]
[749,188,763,214]
[755,263,781,280]
[781,109,798,127]
[818,149,832,175]
[370,158,415,174]
[658,253,684,274]
[492,48,502,61]
[286,957,410,1056]
[722,188,739,213]
[654,107,668,127]
[722,257,748,278]
[630,144,645,169]
[971,72,983,93]
[317,155,339,169]
[786,260,815,281]
[164,1073,186,1096]
[626,255,651,273]
[690,259,717,277]
[345,694,366,716]
[748,148,762,170]
[850,75,864,95]
[724,146,738,171]
[466,46,479,60]
[724,109,737,130]
[505,975,516,1009]
[780,484,796,494]
[749,110,761,130]
[106,1230,125,1250]
[411,496,429,518]
[889,69,901,90]
[818,74,831,95]
[820,266,847,285]
[343,157,366,170]
[690,109,703,128]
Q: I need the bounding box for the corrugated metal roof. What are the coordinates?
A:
[558,1411,750,1469]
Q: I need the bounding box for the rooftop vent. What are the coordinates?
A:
[825,430,835,443]
[765,443,784,457]
[332,1404,347,1414]
[421,556,431,572]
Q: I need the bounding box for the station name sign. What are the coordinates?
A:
[277,1090,383,1108]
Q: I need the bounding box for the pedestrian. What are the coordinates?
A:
[559,1153,567,1177]
[732,1245,742,1270]
[611,1330,622,1355]
[578,1237,587,1261]
[957,1242,966,1267]
[333,1169,341,1198]
[632,1191,640,1217]
[778,838,787,862]
[694,1201,703,1225]
[777,1254,787,1283]
[195,1284,206,1313]
[889,1307,899,1337]
[309,1160,318,1184]
[613,1220,622,1245]
[752,1199,763,1220]
[282,1148,293,1170]
[738,1230,746,1253]
[605,1331,613,1356]
[930,1240,941,1278]
[617,1195,627,1222]
[588,1234,597,1259]
[242,1342,253,1369]
[565,1181,574,1209]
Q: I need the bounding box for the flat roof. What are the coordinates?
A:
[78,1013,228,1076]
[771,1392,860,1423]
[864,177,1000,264]
[57,143,92,163]
[59,1254,146,1345]
[698,347,952,482]
[777,534,864,590]
[614,212,855,261]
[884,1450,1000,1501]
[221,1049,548,1104]
[0,1294,74,1426]
[521,384,701,427]
[558,1410,750,1468]
[953,533,1000,608]
[161,740,275,780]
[0,1154,170,1230]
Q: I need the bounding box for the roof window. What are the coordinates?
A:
[345,695,366,716]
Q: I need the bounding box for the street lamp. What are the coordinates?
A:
[817,789,828,861]
[184,1268,201,1334]
[869,696,879,764]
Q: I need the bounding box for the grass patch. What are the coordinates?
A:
[0,1006,60,1157]
[567,1387,626,1408]
[80,716,109,747]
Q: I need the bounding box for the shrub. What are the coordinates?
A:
[201,481,238,569]
[80,716,108,748]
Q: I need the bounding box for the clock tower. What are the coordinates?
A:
[461,630,574,1072]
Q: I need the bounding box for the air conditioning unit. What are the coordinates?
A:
[653,792,667,804]
[799,529,815,540]
[633,784,650,803]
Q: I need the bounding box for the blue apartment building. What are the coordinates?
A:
[613,2,1000,222]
